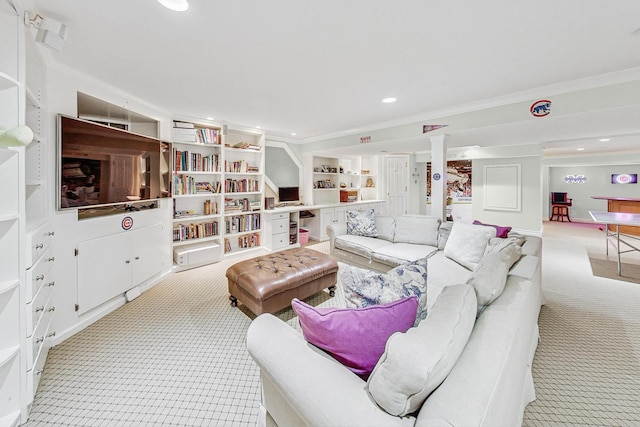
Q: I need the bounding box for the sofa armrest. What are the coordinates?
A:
[327,223,348,255]
[247,314,413,427]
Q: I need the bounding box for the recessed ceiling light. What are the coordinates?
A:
[291,133,296,136]
[256,126,262,129]
[576,148,585,151]
[206,117,214,121]
[382,97,397,104]
[600,138,611,142]
[157,0,189,12]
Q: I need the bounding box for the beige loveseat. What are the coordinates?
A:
[247,218,543,426]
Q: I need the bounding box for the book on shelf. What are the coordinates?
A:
[172,133,197,143]
[232,141,260,150]
[172,127,197,135]
[173,121,195,129]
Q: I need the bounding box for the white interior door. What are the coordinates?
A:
[385,155,409,217]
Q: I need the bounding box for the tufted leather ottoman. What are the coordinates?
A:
[226,248,338,316]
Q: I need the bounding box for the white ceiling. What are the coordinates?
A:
[29,0,640,156]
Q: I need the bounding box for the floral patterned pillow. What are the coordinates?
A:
[338,257,429,326]
[346,209,378,237]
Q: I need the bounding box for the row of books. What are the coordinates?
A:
[225,178,260,193]
[224,233,261,253]
[174,151,220,172]
[173,221,219,242]
[172,121,221,145]
[224,198,261,212]
[225,214,261,234]
[224,160,259,173]
[173,175,222,195]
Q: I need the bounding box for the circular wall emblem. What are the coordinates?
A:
[530,99,552,117]
[433,173,441,181]
[122,216,133,230]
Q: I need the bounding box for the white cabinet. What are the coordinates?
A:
[306,206,346,241]
[77,224,163,314]
[0,2,25,424]
[264,210,300,251]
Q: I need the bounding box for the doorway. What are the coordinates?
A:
[384,155,409,217]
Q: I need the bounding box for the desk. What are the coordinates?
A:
[591,196,640,235]
[588,211,640,275]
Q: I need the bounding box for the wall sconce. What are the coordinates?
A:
[25,12,68,51]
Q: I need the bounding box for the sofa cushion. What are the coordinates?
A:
[467,243,522,312]
[472,220,512,238]
[291,296,418,380]
[393,216,441,246]
[444,222,496,270]
[367,284,477,416]
[339,257,429,325]
[437,221,453,250]
[334,234,393,260]
[371,243,438,268]
[347,209,378,237]
[375,215,396,241]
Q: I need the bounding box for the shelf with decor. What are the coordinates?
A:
[310,155,340,205]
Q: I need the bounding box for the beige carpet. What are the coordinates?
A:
[23,222,640,426]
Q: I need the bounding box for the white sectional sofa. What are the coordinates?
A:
[247,216,543,427]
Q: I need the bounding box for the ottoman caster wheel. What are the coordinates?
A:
[229,295,238,307]
[328,286,336,297]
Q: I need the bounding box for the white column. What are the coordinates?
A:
[430,134,447,221]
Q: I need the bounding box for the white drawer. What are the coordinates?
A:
[269,212,289,221]
[26,222,55,268]
[26,284,54,337]
[271,217,289,235]
[27,317,53,399]
[25,247,55,303]
[271,232,290,250]
[27,308,53,370]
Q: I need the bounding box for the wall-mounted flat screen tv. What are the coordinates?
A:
[278,186,300,202]
[611,173,638,184]
[57,115,171,210]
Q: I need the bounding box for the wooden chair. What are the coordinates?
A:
[550,192,572,221]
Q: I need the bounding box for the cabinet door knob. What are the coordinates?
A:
[125,260,131,264]
[47,257,55,262]
[35,243,44,249]
[35,369,44,375]
[35,336,44,344]
[36,274,44,281]
[35,306,44,313]
[47,281,55,287]
[47,332,56,338]
[47,306,56,312]
[47,231,55,236]
[135,256,140,260]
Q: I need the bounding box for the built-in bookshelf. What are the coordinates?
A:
[171,121,264,266]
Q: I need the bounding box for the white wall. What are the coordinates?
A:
[548,164,640,221]
[46,64,173,344]
[472,155,543,234]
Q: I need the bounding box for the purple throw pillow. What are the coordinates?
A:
[473,220,512,238]
[292,296,418,379]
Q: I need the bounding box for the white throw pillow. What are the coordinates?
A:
[393,215,441,246]
[467,242,521,311]
[443,222,496,270]
[366,284,477,416]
